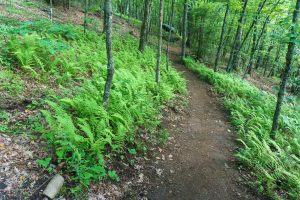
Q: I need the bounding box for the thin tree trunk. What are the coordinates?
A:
[103,0,115,109]
[145,1,153,42]
[226,0,248,72]
[271,0,300,139]
[268,46,281,77]
[186,11,193,48]
[254,34,266,69]
[166,0,175,70]
[50,0,53,22]
[102,0,106,33]
[139,0,151,53]
[156,0,164,84]
[127,0,131,24]
[196,31,202,59]
[237,0,267,52]
[222,11,237,59]
[262,44,274,76]
[214,0,229,72]
[84,0,88,33]
[237,0,280,62]
[243,16,269,78]
[181,0,188,60]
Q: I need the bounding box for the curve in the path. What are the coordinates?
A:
[147,48,261,200]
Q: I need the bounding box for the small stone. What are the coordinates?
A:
[156,168,163,176]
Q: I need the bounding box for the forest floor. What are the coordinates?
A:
[0,1,269,199]
[145,46,265,200]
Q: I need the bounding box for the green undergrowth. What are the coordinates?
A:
[0,20,187,191]
[184,58,300,200]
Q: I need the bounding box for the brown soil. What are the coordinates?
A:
[146,47,263,200]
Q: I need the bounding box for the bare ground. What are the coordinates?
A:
[145,47,264,200]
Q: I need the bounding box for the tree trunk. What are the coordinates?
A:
[166,0,175,70]
[268,46,281,77]
[262,44,274,76]
[222,11,237,59]
[254,34,266,69]
[226,0,248,72]
[102,0,106,33]
[243,16,269,78]
[145,1,153,42]
[156,0,164,84]
[49,0,53,22]
[84,0,88,33]
[181,0,188,60]
[138,0,151,53]
[186,11,193,48]
[103,0,115,109]
[270,0,300,139]
[214,1,229,72]
[238,0,267,53]
[196,30,202,60]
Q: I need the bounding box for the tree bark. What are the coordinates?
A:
[214,0,229,72]
[84,0,88,33]
[237,0,267,53]
[254,34,266,69]
[222,11,237,59]
[50,0,53,22]
[271,0,300,139]
[156,0,164,84]
[181,0,188,60]
[262,44,274,76]
[166,0,175,70]
[139,0,152,53]
[226,0,248,72]
[268,45,281,77]
[145,1,153,42]
[243,16,269,78]
[103,0,115,109]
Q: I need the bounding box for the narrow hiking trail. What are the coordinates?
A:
[147,47,262,200]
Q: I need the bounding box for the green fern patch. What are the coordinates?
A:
[0,21,187,189]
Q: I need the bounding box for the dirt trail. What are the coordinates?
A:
[146,47,261,200]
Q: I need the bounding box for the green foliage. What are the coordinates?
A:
[1,21,187,188]
[36,157,53,173]
[0,70,24,95]
[157,129,170,145]
[0,111,9,132]
[107,170,120,181]
[184,57,300,199]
